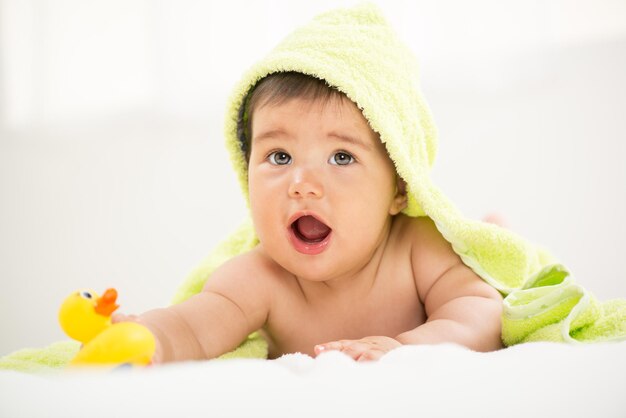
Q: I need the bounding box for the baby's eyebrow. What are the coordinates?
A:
[327,132,372,151]
[253,129,372,151]
[253,129,289,143]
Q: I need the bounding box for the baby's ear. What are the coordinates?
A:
[390,177,408,215]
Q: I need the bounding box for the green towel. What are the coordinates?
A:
[2,2,625,374]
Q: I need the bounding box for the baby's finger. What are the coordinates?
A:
[356,349,386,362]
[111,313,138,324]
[339,341,372,360]
[314,340,351,356]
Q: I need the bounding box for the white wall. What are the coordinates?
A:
[1,0,625,355]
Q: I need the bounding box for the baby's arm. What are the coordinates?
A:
[394,219,503,351]
[124,252,271,363]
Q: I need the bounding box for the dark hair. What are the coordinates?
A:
[238,72,346,161]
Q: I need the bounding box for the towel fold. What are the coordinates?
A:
[2,2,625,374]
[502,264,626,345]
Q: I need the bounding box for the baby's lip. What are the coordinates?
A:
[287,211,333,255]
[287,211,331,231]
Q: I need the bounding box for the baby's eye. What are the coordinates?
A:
[268,151,292,165]
[329,152,354,166]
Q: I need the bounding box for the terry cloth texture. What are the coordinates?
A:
[2,2,625,374]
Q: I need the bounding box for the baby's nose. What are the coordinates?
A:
[288,169,324,199]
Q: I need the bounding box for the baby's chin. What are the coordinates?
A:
[280,255,367,284]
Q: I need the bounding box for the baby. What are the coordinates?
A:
[117,72,503,362]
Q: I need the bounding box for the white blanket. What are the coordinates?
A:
[1,342,625,418]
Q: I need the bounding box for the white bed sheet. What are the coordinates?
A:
[1,342,625,418]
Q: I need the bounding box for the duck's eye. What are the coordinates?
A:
[80,291,93,299]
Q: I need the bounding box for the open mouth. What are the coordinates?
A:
[291,215,331,242]
[288,215,332,255]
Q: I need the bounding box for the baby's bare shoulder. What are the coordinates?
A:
[211,246,276,276]
[393,214,463,291]
[392,214,454,257]
[201,246,288,315]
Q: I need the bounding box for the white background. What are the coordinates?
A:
[1,0,625,356]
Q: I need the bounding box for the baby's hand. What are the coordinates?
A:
[314,336,402,362]
[111,313,140,324]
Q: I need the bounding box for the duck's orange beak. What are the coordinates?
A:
[95,288,120,317]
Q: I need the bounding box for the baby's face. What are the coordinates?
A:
[247,96,406,282]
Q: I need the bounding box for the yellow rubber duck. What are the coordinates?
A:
[58,288,155,367]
